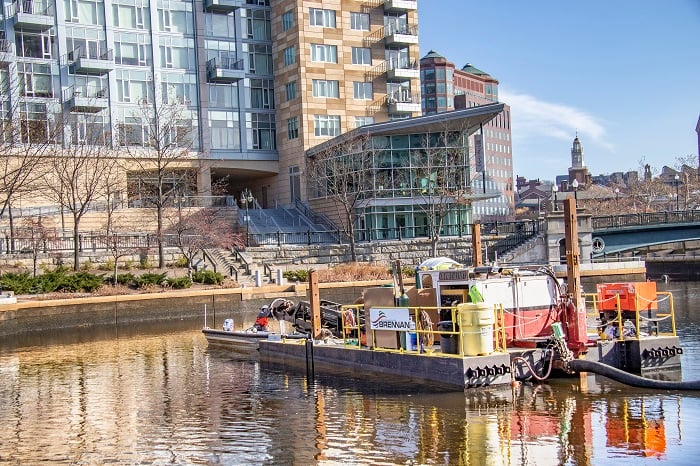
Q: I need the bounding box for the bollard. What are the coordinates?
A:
[277,268,284,285]
[254,270,262,287]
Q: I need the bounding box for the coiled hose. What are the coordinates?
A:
[568,359,700,390]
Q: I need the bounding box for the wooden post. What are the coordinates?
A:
[563,198,587,349]
[471,223,482,267]
[309,270,322,340]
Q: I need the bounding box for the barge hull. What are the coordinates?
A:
[259,340,512,390]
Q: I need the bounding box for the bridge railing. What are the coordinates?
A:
[593,210,700,229]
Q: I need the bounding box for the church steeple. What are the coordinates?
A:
[568,133,590,188]
[571,133,584,169]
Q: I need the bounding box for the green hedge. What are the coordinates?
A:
[0,269,104,295]
[192,270,224,285]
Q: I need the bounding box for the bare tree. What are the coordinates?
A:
[15,216,58,277]
[119,99,199,268]
[166,207,241,277]
[306,134,373,262]
[41,119,115,271]
[0,80,55,248]
[411,130,474,257]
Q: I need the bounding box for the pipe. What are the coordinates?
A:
[568,359,700,390]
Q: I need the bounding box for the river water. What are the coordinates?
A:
[1,282,700,465]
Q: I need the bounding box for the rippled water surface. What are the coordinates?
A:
[2,282,700,465]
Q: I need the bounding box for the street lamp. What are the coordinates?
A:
[614,187,620,207]
[674,174,680,211]
[571,179,579,208]
[241,188,253,247]
[552,184,558,212]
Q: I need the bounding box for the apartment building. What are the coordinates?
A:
[271,0,421,205]
[420,50,514,221]
[0,0,421,212]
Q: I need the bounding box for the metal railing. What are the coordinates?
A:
[593,210,700,230]
[584,290,676,340]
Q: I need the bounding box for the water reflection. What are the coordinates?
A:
[1,287,700,464]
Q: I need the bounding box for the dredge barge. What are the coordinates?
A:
[209,199,690,391]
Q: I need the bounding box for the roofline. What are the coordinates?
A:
[306,102,506,157]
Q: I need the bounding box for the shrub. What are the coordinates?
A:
[117,273,136,286]
[191,270,224,285]
[80,261,94,272]
[123,259,136,270]
[167,276,192,289]
[283,269,312,282]
[134,272,168,288]
[139,257,153,269]
[0,271,34,295]
[59,272,103,293]
[99,259,115,271]
[173,256,189,268]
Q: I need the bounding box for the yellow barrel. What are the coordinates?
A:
[457,302,495,355]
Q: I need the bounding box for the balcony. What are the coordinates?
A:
[204,0,243,13]
[64,86,108,113]
[207,57,245,83]
[384,24,419,46]
[69,48,114,76]
[9,0,55,30]
[387,90,420,114]
[0,40,15,61]
[386,58,419,81]
[384,0,417,12]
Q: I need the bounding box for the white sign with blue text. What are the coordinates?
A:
[369,307,412,330]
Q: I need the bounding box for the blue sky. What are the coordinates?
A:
[418,0,700,182]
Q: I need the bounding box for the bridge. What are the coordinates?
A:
[591,210,700,257]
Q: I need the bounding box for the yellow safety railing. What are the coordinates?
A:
[339,304,508,357]
[584,290,676,341]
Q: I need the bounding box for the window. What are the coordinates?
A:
[115,69,152,103]
[314,115,340,137]
[17,63,53,98]
[351,47,371,65]
[209,84,238,108]
[15,31,54,59]
[249,113,276,150]
[285,81,297,101]
[354,116,374,128]
[309,8,335,28]
[312,79,339,98]
[250,78,274,109]
[353,82,372,100]
[114,32,150,66]
[350,12,370,31]
[287,117,298,140]
[248,44,272,74]
[209,110,240,150]
[283,46,295,66]
[282,11,294,31]
[113,2,149,29]
[246,9,271,40]
[310,44,337,63]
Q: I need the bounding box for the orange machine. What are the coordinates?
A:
[596,282,658,312]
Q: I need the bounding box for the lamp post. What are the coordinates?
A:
[241,188,253,247]
[571,179,579,208]
[552,184,558,212]
[674,174,680,211]
[614,187,620,208]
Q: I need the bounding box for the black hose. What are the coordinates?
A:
[568,359,700,390]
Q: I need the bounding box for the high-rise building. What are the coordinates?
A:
[271,0,421,205]
[419,50,514,220]
[0,0,422,211]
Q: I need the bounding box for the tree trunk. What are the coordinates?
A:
[157,205,165,268]
[73,218,80,271]
[8,208,14,253]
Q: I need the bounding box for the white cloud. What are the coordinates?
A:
[499,89,613,151]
